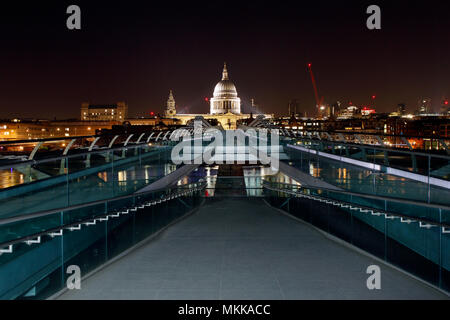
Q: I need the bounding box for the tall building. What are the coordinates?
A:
[416,98,431,114]
[440,98,449,115]
[81,102,128,121]
[288,99,299,116]
[397,103,406,115]
[210,63,241,114]
[165,90,177,117]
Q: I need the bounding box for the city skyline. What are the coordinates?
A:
[0,1,449,119]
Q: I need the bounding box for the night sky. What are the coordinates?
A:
[0,0,449,119]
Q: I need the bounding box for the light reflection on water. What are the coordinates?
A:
[0,169,25,189]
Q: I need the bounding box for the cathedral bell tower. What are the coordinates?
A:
[165,90,177,117]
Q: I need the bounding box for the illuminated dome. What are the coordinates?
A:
[210,63,241,114]
[213,64,238,98]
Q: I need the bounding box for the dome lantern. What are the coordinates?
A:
[222,62,229,80]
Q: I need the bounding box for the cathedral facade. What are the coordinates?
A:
[164,63,272,129]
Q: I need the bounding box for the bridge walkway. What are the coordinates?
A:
[56,198,447,300]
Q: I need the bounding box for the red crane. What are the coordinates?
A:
[307,63,323,117]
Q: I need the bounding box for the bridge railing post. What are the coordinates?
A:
[427,155,431,204]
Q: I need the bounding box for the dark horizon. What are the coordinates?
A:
[0,0,449,119]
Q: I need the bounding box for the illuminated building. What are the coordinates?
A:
[361,106,376,116]
[164,63,273,129]
[337,106,360,119]
[0,120,120,141]
[210,63,241,114]
[416,98,432,115]
[440,99,449,115]
[81,102,128,121]
[165,90,177,117]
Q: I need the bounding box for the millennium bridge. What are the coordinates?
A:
[0,125,449,299]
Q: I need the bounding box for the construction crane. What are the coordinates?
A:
[307,63,324,118]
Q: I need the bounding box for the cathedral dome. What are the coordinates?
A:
[210,62,241,115]
[213,63,238,98]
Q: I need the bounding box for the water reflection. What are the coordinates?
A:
[0,169,26,189]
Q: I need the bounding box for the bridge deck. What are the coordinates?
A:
[57,198,447,300]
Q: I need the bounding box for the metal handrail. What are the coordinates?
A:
[0,127,209,169]
[262,180,450,211]
[0,140,172,171]
[283,137,450,161]
[0,130,172,146]
[262,182,450,229]
[0,133,112,146]
[0,181,206,226]
[0,182,207,249]
[0,130,176,162]
[279,128,450,141]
